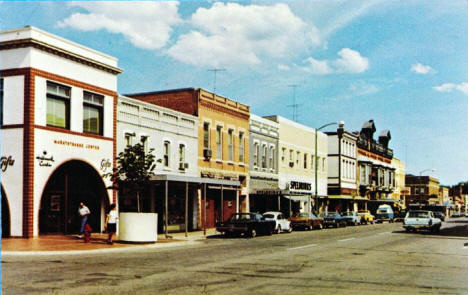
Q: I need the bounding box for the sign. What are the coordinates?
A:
[100,159,112,172]
[54,139,100,151]
[1,156,15,172]
[289,181,312,191]
[36,151,54,167]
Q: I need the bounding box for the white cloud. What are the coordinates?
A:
[277,64,290,71]
[167,2,321,67]
[301,48,369,75]
[433,82,468,95]
[411,63,434,74]
[57,2,181,50]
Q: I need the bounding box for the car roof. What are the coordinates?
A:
[263,211,281,215]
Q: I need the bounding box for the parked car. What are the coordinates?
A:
[433,211,445,222]
[341,211,361,226]
[357,210,375,224]
[393,211,407,223]
[321,212,347,228]
[450,212,463,218]
[403,210,441,233]
[262,211,293,234]
[216,213,276,238]
[289,212,323,230]
[375,204,394,223]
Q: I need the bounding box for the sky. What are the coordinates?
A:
[1,1,468,185]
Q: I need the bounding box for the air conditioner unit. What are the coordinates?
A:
[184,163,189,169]
[203,149,212,159]
[289,162,294,167]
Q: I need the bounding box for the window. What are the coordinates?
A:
[253,143,259,167]
[216,126,222,160]
[311,155,314,170]
[304,153,308,169]
[262,144,267,168]
[296,151,300,166]
[269,147,275,169]
[83,91,103,135]
[47,81,70,129]
[0,78,3,125]
[322,158,326,172]
[289,149,294,165]
[281,148,286,163]
[228,129,234,161]
[140,136,148,152]
[124,132,135,146]
[179,144,185,168]
[239,132,245,162]
[203,122,210,149]
[164,141,170,167]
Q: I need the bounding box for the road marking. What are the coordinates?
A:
[338,238,355,242]
[287,244,318,251]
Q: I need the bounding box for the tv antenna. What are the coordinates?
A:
[208,68,226,93]
[287,84,302,121]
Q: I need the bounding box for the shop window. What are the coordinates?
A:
[164,141,170,167]
[83,91,103,135]
[239,132,244,162]
[46,81,70,129]
[216,126,222,160]
[0,78,3,125]
[228,129,234,161]
[203,122,210,149]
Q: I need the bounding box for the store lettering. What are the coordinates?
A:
[36,151,54,167]
[100,159,112,172]
[1,156,15,172]
[290,181,312,191]
[54,139,100,151]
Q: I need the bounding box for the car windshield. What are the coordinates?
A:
[377,209,388,213]
[229,214,252,221]
[408,211,429,218]
[263,214,275,219]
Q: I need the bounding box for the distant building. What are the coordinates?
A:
[405,175,440,206]
[391,157,406,209]
[449,184,467,212]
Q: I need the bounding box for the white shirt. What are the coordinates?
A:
[107,210,118,224]
[79,206,90,217]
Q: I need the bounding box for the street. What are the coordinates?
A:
[3,218,468,295]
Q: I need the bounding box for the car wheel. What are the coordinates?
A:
[250,228,257,238]
[287,226,293,233]
[276,225,281,234]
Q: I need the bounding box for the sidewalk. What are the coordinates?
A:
[1,229,218,256]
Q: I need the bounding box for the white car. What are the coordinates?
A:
[403,210,441,233]
[262,211,293,234]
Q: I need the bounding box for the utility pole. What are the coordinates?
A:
[208,68,226,93]
[287,84,301,121]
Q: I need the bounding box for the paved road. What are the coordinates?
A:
[3,218,468,295]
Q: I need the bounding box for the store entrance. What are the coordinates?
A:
[39,160,108,235]
[2,186,10,238]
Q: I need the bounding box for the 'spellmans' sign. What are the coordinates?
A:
[290,181,312,191]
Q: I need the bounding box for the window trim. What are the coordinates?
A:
[46,81,71,130]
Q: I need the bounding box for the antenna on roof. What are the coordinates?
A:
[287,84,302,122]
[208,68,226,93]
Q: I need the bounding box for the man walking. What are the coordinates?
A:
[78,202,91,238]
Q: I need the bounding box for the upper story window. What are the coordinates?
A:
[179,144,185,168]
[239,132,245,163]
[203,122,210,150]
[0,78,3,125]
[124,132,135,146]
[304,153,308,169]
[261,144,267,168]
[228,129,234,161]
[296,151,301,167]
[289,149,294,166]
[47,81,70,129]
[322,158,326,172]
[140,135,148,152]
[269,147,275,170]
[216,126,223,160]
[83,91,104,135]
[164,141,170,167]
[253,142,259,167]
[281,148,286,163]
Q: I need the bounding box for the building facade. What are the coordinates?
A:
[391,157,406,209]
[405,175,440,206]
[264,116,328,216]
[1,26,121,237]
[116,95,200,232]
[248,114,280,213]
[356,120,396,213]
[126,88,249,228]
[326,123,360,212]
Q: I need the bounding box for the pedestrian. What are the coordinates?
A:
[78,202,91,238]
[105,203,118,245]
[83,221,92,243]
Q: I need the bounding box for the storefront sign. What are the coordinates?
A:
[1,156,15,172]
[36,151,55,167]
[289,181,312,191]
[54,139,100,151]
[100,159,112,172]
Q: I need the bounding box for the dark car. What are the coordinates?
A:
[321,212,347,228]
[289,212,323,230]
[433,211,445,221]
[216,212,276,238]
[393,211,407,223]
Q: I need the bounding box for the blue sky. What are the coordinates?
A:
[1,1,468,185]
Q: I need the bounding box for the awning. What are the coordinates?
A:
[151,174,241,187]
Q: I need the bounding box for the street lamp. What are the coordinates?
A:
[418,168,436,205]
[313,121,341,213]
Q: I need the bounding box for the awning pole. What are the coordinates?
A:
[278,195,281,211]
[221,185,224,222]
[203,183,207,236]
[165,180,169,239]
[185,182,188,238]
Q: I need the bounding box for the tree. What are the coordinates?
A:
[104,143,156,212]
